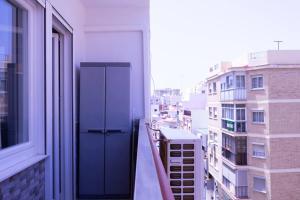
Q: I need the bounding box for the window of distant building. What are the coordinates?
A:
[253,177,266,193]
[253,111,264,123]
[213,107,217,119]
[209,107,213,118]
[252,143,266,158]
[251,75,263,89]
[208,83,212,94]
[236,75,245,88]
[213,82,217,93]
[226,75,233,89]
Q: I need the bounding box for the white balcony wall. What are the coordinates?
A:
[49,0,86,65]
[82,4,150,120]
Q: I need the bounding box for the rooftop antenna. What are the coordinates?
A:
[274,40,283,50]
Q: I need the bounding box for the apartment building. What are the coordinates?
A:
[206,50,300,200]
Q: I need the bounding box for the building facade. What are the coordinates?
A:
[206,50,300,200]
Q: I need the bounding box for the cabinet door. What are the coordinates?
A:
[105,66,131,131]
[105,66,131,196]
[79,132,105,196]
[80,66,105,132]
[105,131,131,195]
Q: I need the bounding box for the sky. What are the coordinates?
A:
[150,0,300,90]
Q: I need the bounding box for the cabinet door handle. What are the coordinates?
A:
[106,130,123,135]
[88,129,104,134]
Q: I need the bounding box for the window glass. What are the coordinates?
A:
[213,82,217,93]
[236,75,245,88]
[0,0,28,149]
[213,107,217,118]
[253,177,266,193]
[252,76,263,89]
[252,144,265,158]
[253,111,264,123]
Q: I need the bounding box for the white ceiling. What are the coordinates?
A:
[80,0,148,8]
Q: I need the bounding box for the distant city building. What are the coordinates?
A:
[151,88,182,128]
[206,50,300,200]
[181,82,207,132]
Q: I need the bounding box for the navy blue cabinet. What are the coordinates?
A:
[79,63,131,198]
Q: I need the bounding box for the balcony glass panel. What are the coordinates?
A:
[222,133,247,165]
[220,75,246,101]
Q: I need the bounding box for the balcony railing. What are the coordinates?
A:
[223,176,248,199]
[134,120,174,200]
[221,88,246,101]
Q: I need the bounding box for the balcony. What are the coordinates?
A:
[222,119,246,133]
[222,148,247,165]
[222,164,248,199]
[221,88,246,101]
[222,133,247,165]
[134,120,174,200]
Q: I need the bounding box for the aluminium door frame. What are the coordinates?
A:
[45,2,75,200]
[52,16,73,200]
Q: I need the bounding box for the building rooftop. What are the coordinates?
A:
[160,127,199,140]
[208,50,300,79]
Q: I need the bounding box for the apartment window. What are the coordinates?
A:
[214,132,218,142]
[0,0,29,149]
[213,107,217,119]
[0,0,45,180]
[253,177,266,193]
[222,104,234,120]
[209,107,213,118]
[236,108,246,121]
[251,75,263,89]
[208,83,212,94]
[236,75,245,88]
[222,133,234,150]
[253,111,264,123]
[252,144,266,158]
[209,131,214,141]
[214,157,218,167]
[226,75,233,89]
[222,176,231,189]
[213,82,217,93]
[209,153,213,165]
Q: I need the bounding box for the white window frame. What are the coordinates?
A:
[253,176,267,193]
[0,0,46,181]
[251,75,264,90]
[252,143,266,159]
[208,83,212,95]
[236,75,245,89]
[212,82,217,94]
[252,110,265,124]
[213,107,218,119]
[209,107,213,119]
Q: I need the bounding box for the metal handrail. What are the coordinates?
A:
[146,123,175,200]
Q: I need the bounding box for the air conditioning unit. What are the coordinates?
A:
[160,127,203,200]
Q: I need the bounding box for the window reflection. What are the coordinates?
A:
[0,0,28,149]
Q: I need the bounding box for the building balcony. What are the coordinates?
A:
[222,119,246,133]
[221,88,246,102]
[222,133,247,165]
[222,148,247,165]
[222,164,248,199]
